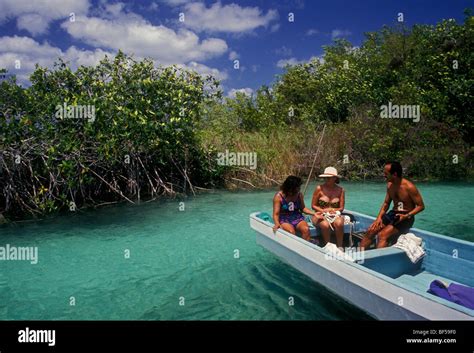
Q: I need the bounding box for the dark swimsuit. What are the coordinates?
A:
[382,210,415,233]
[278,192,305,227]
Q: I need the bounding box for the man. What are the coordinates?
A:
[360,162,425,249]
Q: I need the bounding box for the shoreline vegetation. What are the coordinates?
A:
[1,12,473,222]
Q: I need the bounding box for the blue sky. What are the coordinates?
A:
[0,0,471,96]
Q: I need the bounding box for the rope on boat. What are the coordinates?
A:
[303,124,326,196]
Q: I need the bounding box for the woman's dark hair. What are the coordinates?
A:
[281,175,302,195]
[387,161,403,178]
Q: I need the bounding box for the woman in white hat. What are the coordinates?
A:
[311,167,345,248]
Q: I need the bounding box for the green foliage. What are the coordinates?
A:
[1,52,222,218]
[201,11,472,182]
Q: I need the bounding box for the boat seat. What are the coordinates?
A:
[395,270,460,292]
[361,247,422,278]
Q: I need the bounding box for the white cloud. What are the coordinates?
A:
[103,2,127,17]
[228,87,254,98]
[0,35,228,86]
[16,14,49,36]
[0,35,61,61]
[0,35,112,85]
[0,0,90,35]
[270,23,280,33]
[275,46,293,57]
[0,3,230,85]
[160,0,188,6]
[276,57,303,68]
[183,2,279,33]
[306,29,319,36]
[228,50,239,60]
[177,61,228,81]
[147,2,159,11]
[331,29,352,39]
[64,46,111,67]
[277,55,323,68]
[61,13,228,65]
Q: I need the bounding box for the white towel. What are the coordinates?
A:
[343,215,352,225]
[323,243,355,262]
[393,233,425,263]
[322,211,341,231]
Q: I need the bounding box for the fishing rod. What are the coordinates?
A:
[302,123,326,196]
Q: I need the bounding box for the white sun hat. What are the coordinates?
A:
[319,166,341,178]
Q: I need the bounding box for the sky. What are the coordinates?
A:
[0,0,471,96]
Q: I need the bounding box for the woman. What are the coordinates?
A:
[272,175,315,241]
[311,167,345,248]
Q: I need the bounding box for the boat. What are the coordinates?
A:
[249,210,474,320]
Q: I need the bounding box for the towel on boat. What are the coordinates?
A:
[322,243,355,262]
[321,211,341,231]
[320,211,352,230]
[428,280,474,310]
[393,233,425,263]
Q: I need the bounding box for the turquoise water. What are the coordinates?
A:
[0,182,473,320]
